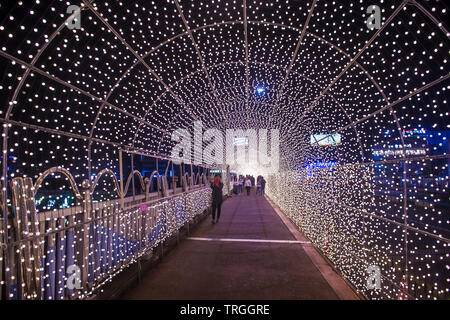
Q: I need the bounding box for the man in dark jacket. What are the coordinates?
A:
[210,176,223,224]
[260,177,266,196]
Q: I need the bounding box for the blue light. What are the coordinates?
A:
[61,196,71,209]
[301,161,336,170]
[47,199,56,209]
[256,85,266,96]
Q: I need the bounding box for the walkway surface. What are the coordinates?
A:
[121,189,353,300]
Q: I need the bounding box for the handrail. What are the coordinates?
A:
[164,160,171,177]
[181,172,189,191]
[194,172,200,185]
[90,168,122,196]
[28,166,213,222]
[33,167,83,200]
[7,170,212,301]
[7,161,214,301]
[36,186,204,222]
[123,170,146,195]
[147,170,161,194]
[126,184,208,211]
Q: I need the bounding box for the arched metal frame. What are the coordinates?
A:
[147,62,366,162]
[33,167,83,200]
[1,5,447,176]
[0,1,447,202]
[1,3,447,160]
[145,170,160,195]
[123,170,146,197]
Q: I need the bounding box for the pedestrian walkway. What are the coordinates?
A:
[121,189,356,300]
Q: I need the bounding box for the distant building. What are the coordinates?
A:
[372,128,449,184]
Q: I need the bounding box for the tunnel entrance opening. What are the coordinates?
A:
[0,0,448,300]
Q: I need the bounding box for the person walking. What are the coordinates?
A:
[210,176,223,224]
[232,177,238,195]
[238,176,244,194]
[260,176,266,196]
[256,177,262,196]
[245,177,252,196]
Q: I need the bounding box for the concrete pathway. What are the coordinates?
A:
[121,189,356,300]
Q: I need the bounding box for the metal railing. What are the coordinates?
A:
[1,167,212,300]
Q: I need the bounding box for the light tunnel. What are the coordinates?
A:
[0,0,448,301]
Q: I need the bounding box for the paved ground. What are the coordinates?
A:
[121,188,342,300]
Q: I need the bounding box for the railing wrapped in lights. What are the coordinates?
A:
[267,163,449,300]
[1,167,212,300]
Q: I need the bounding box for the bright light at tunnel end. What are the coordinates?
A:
[170,121,280,176]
